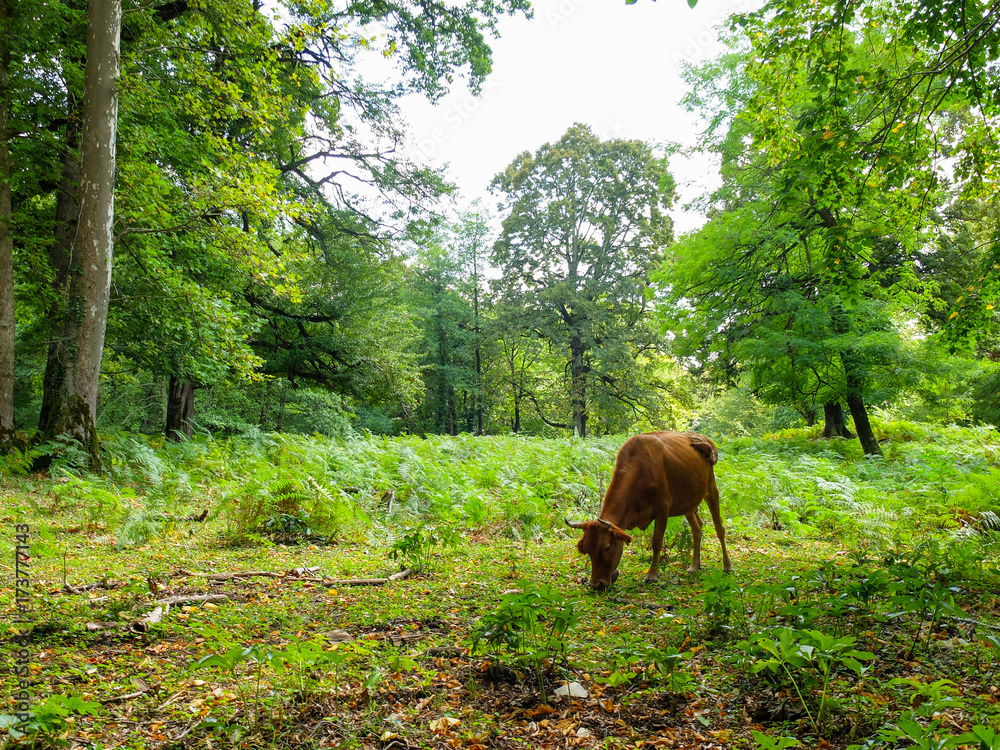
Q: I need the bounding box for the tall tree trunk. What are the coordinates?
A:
[0,0,14,445]
[37,0,122,470]
[569,334,588,437]
[846,393,880,455]
[841,352,881,456]
[447,385,457,435]
[822,402,855,439]
[513,392,520,433]
[475,342,483,435]
[38,97,81,437]
[165,376,195,441]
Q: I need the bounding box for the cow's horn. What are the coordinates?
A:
[565,518,587,529]
[597,518,613,529]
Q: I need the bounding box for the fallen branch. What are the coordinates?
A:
[163,568,414,588]
[131,606,164,633]
[54,579,121,595]
[174,569,283,582]
[101,690,149,705]
[155,594,230,607]
[608,597,673,611]
[323,578,390,587]
[950,615,1000,633]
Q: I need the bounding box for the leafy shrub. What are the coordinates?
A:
[748,627,874,733]
[388,522,459,572]
[470,583,580,699]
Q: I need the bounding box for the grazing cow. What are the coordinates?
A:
[567,431,733,590]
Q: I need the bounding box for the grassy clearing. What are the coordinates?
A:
[1,423,999,749]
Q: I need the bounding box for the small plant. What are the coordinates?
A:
[598,632,690,693]
[388,522,459,573]
[0,437,40,477]
[702,568,748,638]
[276,636,336,702]
[749,627,874,734]
[860,679,1000,750]
[0,693,101,747]
[887,575,963,655]
[751,730,803,749]
[260,511,325,543]
[193,644,284,733]
[470,582,580,701]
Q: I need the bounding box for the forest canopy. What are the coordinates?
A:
[0,0,998,469]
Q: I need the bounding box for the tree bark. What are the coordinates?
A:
[846,393,880,455]
[841,352,881,456]
[0,0,14,444]
[569,333,588,437]
[36,0,122,470]
[165,376,195,441]
[38,97,81,437]
[822,402,855,439]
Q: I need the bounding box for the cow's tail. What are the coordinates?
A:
[686,432,718,466]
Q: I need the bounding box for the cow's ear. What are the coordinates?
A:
[611,528,633,544]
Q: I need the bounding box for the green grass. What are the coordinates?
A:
[1,423,999,749]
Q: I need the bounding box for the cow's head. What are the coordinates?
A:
[566,518,633,590]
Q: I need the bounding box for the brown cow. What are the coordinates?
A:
[567,431,733,590]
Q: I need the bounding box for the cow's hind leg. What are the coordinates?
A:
[645,516,668,583]
[706,475,733,572]
[685,511,704,573]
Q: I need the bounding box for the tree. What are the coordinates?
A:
[655,14,960,454]
[453,207,492,434]
[36,0,122,468]
[0,0,13,445]
[491,303,545,433]
[409,238,476,434]
[2,0,530,453]
[491,123,675,437]
[404,211,496,435]
[728,0,1000,337]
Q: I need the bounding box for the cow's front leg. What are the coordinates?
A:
[645,516,668,583]
[685,511,704,573]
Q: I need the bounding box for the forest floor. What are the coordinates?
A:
[2,427,1000,749]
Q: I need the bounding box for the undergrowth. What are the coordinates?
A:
[2,422,1000,748]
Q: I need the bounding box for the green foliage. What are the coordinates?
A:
[0,439,41,477]
[693,383,805,438]
[751,731,803,750]
[850,678,1000,750]
[115,494,174,549]
[597,632,690,692]
[470,582,580,699]
[388,522,459,573]
[491,123,678,436]
[0,693,101,747]
[749,627,874,733]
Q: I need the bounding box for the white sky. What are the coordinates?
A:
[396,0,759,235]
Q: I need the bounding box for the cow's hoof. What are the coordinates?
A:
[643,573,659,584]
[686,566,701,574]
